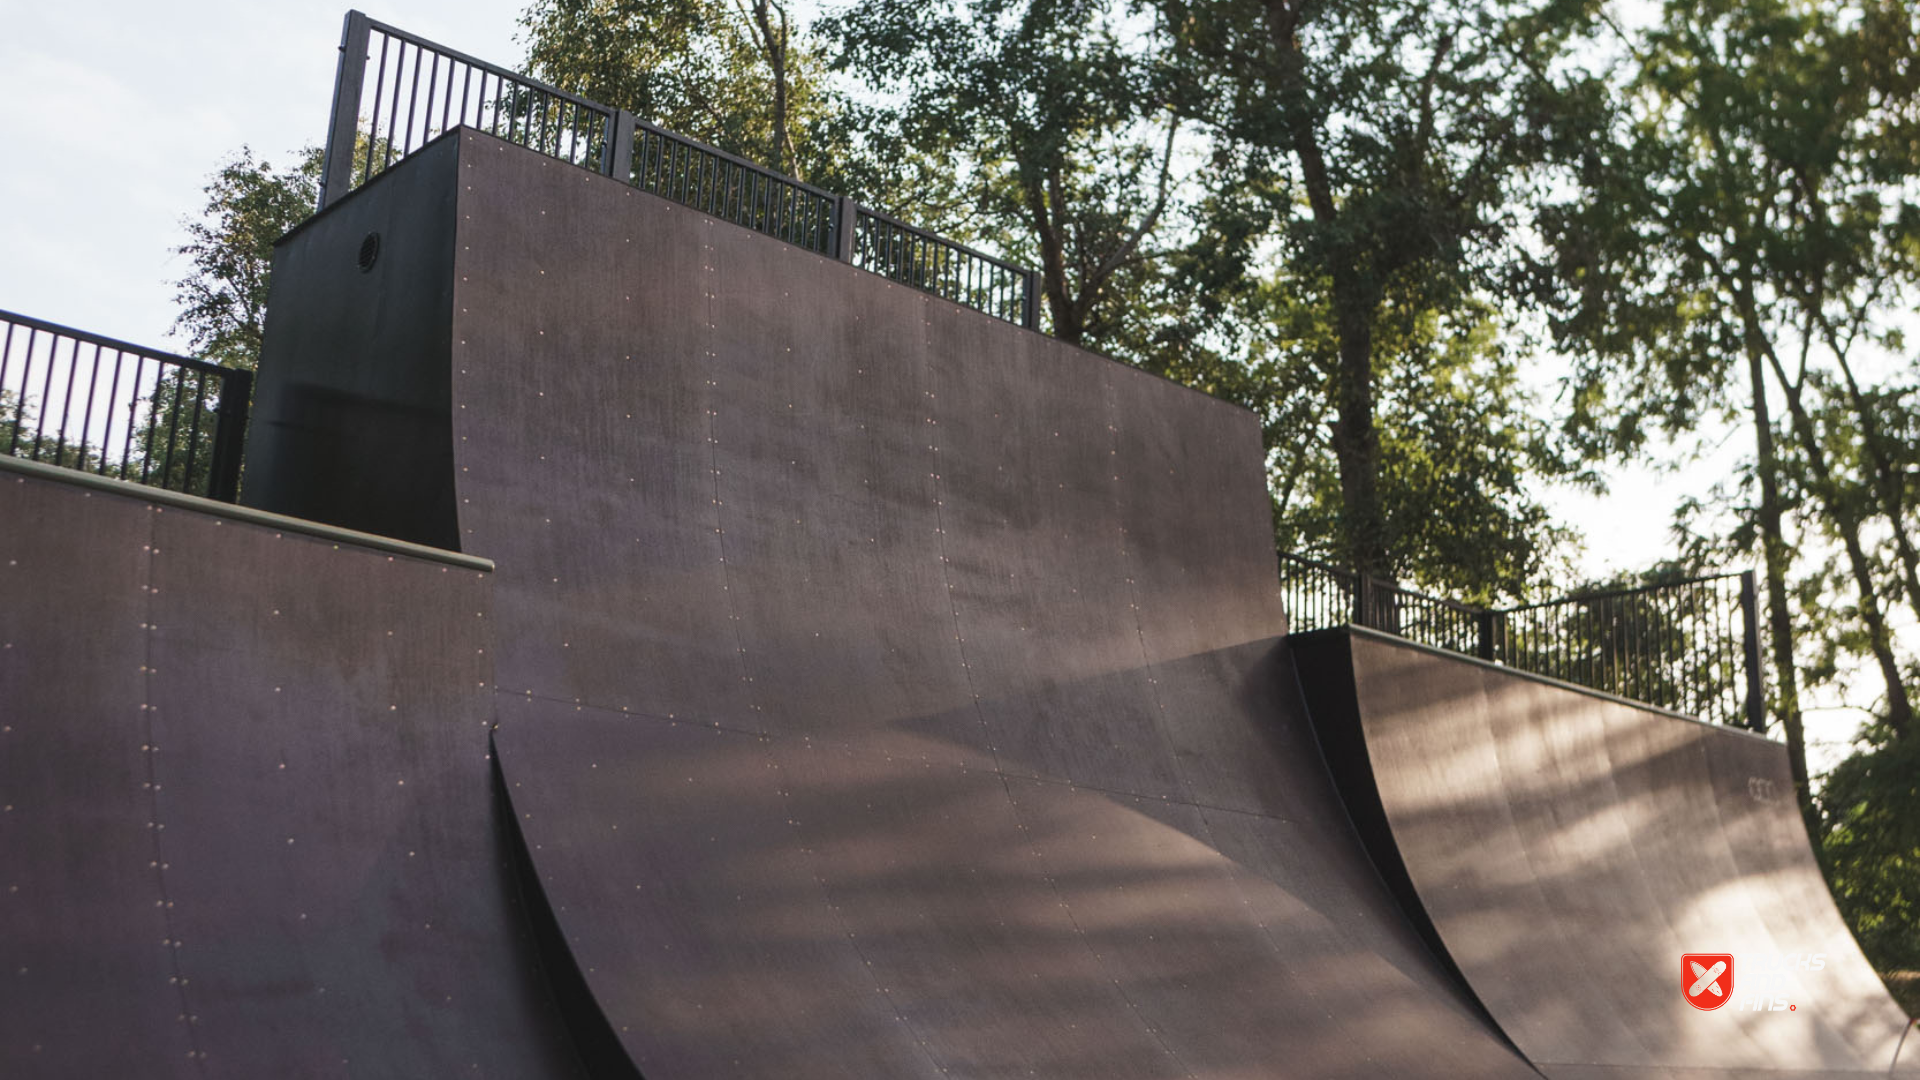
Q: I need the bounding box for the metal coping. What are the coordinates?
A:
[0,453,494,572]
[1293,622,1781,745]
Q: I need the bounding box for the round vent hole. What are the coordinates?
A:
[357,232,381,273]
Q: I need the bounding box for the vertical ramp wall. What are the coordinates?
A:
[1293,626,1918,1080]
[250,129,1540,1078]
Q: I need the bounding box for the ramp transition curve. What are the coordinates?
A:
[1293,626,1919,1079]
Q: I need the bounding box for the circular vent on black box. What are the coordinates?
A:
[357,232,381,273]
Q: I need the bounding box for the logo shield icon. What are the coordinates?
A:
[1683,953,1735,1011]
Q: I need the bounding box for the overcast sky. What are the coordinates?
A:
[0,1,525,342]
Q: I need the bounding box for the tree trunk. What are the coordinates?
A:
[1746,343,1813,819]
[1738,288,1914,742]
[1022,165,1079,344]
[1263,0,1389,580]
[749,0,794,176]
[1771,370,1914,742]
[1830,345,1920,659]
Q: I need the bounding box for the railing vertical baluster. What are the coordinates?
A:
[52,336,78,465]
[103,347,127,476]
[206,368,250,503]
[443,57,459,134]
[1740,571,1764,732]
[136,361,159,485]
[423,50,440,143]
[179,372,209,495]
[77,341,104,470]
[382,40,404,168]
[320,10,372,210]
[459,63,473,129]
[120,361,140,479]
[835,198,858,263]
[156,368,186,489]
[32,329,57,461]
[606,109,635,182]
[403,44,425,155]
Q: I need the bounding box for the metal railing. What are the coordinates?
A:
[320,13,615,207]
[852,205,1038,327]
[318,10,1040,328]
[628,120,840,256]
[1280,553,1765,731]
[0,310,250,502]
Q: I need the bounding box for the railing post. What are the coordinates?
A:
[1476,609,1495,661]
[604,109,636,182]
[1739,569,1766,732]
[1354,573,1373,629]
[1022,268,1040,330]
[319,11,372,212]
[206,368,252,504]
[834,196,860,263]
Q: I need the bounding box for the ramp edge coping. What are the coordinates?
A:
[0,454,494,572]
[1293,622,1779,746]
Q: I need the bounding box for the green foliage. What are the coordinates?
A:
[171,146,322,372]
[819,0,1183,349]
[520,0,841,181]
[1151,0,1611,582]
[1225,281,1579,601]
[1818,729,1920,972]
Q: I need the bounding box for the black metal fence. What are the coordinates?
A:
[1280,553,1765,731]
[853,206,1038,327]
[627,119,841,256]
[318,10,1040,329]
[319,14,616,207]
[0,310,250,501]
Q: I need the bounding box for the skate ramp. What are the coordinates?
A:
[1293,626,1918,1079]
[241,128,1540,1077]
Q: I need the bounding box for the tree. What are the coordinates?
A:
[171,146,323,372]
[819,0,1184,352]
[1145,0,1608,588]
[1541,0,1920,814]
[520,0,838,180]
[1817,727,1920,981]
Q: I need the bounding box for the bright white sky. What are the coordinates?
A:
[0,0,526,340]
[0,1,1868,766]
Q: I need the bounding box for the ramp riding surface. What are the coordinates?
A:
[250,129,1539,1078]
[1293,627,1919,1079]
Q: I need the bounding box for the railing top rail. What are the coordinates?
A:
[0,308,238,380]
[1277,552,1483,615]
[631,117,840,204]
[854,201,1029,276]
[1278,551,1351,576]
[1500,569,1749,614]
[357,12,611,117]
[1384,583,1487,617]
